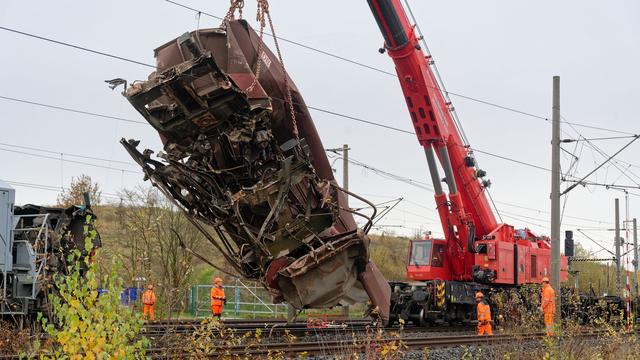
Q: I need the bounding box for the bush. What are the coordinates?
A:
[38,221,148,359]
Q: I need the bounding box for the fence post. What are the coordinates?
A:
[189,286,195,316]
[235,282,241,317]
[252,283,256,319]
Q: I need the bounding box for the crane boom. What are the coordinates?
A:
[367,0,498,280]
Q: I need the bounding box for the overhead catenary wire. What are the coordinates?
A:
[560,135,640,195]
[1,20,633,136]
[0,23,634,187]
[1,92,632,186]
[562,118,640,184]
[0,141,138,167]
[0,146,141,175]
[164,0,397,78]
[327,152,434,192]
[0,26,155,68]
[6,180,122,200]
[563,135,640,142]
[162,0,635,136]
[327,154,616,227]
[1,10,634,234]
[1,91,616,224]
[0,95,147,125]
[2,94,635,224]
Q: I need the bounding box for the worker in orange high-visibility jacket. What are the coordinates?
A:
[210,277,226,320]
[540,276,555,336]
[142,284,157,321]
[475,291,492,336]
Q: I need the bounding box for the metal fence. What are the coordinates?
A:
[188,279,288,318]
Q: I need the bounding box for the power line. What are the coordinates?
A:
[0,146,141,174]
[497,209,604,229]
[561,134,640,195]
[564,135,639,142]
[311,109,554,173]
[563,117,640,182]
[165,0,637,136]
[0,95,146,125]
[163,0,397,78]
[2,92,551,176]
[4,92,633,221]
[564,179,640,191]
[494,200,611,224]
[0,92,615,177]
[6,180,122,200]
[328,155,614,226]
[2,16,633,137]
[327,152,434,191]
[0,26,154,68]
[469,147,551,172]
[0,17,631,227]
[0,141,137,166]
[309,105,413,134]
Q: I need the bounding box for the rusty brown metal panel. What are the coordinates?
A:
[119,20,390,323]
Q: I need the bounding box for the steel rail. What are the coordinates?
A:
[145,329,629,358]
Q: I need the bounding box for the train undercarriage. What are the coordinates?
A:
[388,279,637,327]
[389,280,489,326]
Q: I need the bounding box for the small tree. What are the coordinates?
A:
[39,216,148,358]
[57,175,102,207]
[118,186,204,319]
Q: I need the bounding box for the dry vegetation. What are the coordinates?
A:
[2,177,638,358]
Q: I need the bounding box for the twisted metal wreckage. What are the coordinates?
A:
[1,184,100,318]
[119,20,391,322]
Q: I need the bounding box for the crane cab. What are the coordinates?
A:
[406,238,452,281]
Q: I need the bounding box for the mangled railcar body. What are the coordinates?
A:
[120,20,390,321]
[1,179,100,319]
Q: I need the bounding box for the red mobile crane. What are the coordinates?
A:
[366,0,567,324]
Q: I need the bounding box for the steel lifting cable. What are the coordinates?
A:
[223,0,244,23]
[227,0,300,144]
[259,0,300,141]
[245,1,266,94]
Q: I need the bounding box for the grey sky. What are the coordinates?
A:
[1,0,639,261]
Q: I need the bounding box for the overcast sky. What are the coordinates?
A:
[1,0,639,263]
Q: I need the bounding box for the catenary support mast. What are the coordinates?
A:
[550,76,561,322]
[615,198,622,296]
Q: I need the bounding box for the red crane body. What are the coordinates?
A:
[367,0,567,285]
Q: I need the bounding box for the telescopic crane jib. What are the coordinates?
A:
[366,0,567,287]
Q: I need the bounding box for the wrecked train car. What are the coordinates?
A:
[120,20,390,321]
[1,180,100,318]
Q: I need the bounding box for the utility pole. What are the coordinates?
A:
[550,76,561,322]
[326,144,352,318]
[341,144,351,319]
[615,198,622,296]
[343,144,349,201]
[342,144,349,319]
[634,218,638,297]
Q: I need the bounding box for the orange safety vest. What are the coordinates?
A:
[210,287,225,307]
[477,300,491,324]
[541,284,555,312]
[142,290,156,305]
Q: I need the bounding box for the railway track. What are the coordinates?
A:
[142,318,474,338]
[1,323,636,359]
[145,329,623,359]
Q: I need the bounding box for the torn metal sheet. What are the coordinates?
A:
[13,204,101,274]
[119,20,390,322]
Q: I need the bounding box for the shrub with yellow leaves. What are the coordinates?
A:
[38,221,148,359]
